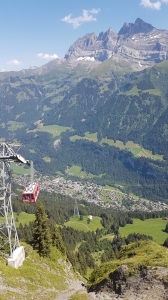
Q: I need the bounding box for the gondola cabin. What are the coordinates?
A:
[22,182,39,203]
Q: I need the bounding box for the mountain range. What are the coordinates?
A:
[65,18,168,70]
[1,18,168,201]
[1,17,167,82]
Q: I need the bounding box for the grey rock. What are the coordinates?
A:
[88,265,168,300]
[65,18,168,71]
[118,18,154,36]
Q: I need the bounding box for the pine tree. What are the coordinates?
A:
[33,202,51,257]
[163,238,168,248]
[101,252,107,263]
[164,223,168,233]
[52,225,66,255]
[77,250,87,275]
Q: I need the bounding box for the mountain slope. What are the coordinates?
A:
[65,18,168,71]
[42,60,168,155]
[43,57,134,128]
[0,60,99,140]
[0,244,87,300]
[88,240,168,300]
[86,60,168,154]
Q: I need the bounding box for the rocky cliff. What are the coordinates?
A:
[89,265,168,300]
[65,18,168,70]
[88,240,168,300]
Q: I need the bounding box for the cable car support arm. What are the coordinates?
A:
[0,142,31,259]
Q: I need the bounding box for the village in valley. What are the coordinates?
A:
[13,175,168,212]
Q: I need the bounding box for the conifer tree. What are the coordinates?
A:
[52,225,66,255]
[163,237,168,248]
[33,202,51,257]
[77,250,87,275]
[164,223,168,233]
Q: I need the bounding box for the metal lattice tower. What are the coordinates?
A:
[0,143,20,257]
[73,198,79,216]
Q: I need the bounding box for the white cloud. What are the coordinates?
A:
[140,0,161,10]
[161,0,168,2]
[37,53,58,60]
[7,59,22,65]
[62,8,100,28]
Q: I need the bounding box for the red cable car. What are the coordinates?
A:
[22,181,39,203]
[22,161,39,203]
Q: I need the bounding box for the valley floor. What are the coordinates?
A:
[14,175,168,212]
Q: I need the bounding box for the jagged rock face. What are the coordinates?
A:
[65,28,117,62]
[89,265,168,300]
[65,18,168,70]
[118,18,154,36]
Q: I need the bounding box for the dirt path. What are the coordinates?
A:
[55,279,89,299]
[68,222,91,231]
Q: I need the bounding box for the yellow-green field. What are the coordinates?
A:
[43,156,51,162]
[69,293,87,300]
[65,215,103,232]
[66,165,103,179]
[99,233,114,241]
[0,212,35,227]
[119,218,168,245]
[11,163,30,175]
[70,132,98,142]
[14,212,35,226]
[28,121,72,137]
[101,139,163,160]
[7,121,26,131]
[70,133,163,161]
[84,132,98,142]
[0,245,69,300]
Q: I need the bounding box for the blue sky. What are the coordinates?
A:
[1,0,168,71]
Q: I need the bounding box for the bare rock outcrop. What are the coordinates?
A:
[65,18,168,71]
[88,265,168,300]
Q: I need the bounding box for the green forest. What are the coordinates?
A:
[10,188,168,277]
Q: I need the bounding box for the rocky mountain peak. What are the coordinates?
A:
[98,27,116,40]
[64,29,117,61]
[118,18,154,36]
[79,32,97,48]
[65,18,168,70]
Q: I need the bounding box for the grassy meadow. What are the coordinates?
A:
[89,239,168,288]
[70,132,98,142]
[119,218,168,245]
[28,121,72,138]
[11,163,30,175]
[14,212,35,226]
[65,215,103,232]
[70,133,163,161]
[0,245,69,300]
[101,139,163,160]
[7,121,26,131]
[0,212,35,227]
[66,165,103,179]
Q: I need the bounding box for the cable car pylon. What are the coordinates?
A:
[0,142,36,268]
[73,198,79,216]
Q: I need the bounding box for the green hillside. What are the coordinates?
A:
[0,61,91,141]
[65,216,103,232]
[0,245,83,300]
[119,218,168,245]
[89,240,168,288]
[88,57,134,80]
[1,59,168,202]
[42,60,168,157]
